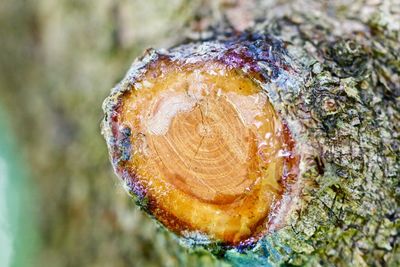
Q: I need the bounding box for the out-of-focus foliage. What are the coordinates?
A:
[0,107,38,267]
[1,0,398,266]
[0,1,225,266]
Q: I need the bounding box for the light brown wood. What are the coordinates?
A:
[148,90,260,204]
[118,61,297,244]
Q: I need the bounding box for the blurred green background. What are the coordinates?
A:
[2,0,386,266]
[0,1,226,266]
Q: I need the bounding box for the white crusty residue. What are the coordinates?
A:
[225,92,267,127]
[146,93,196,135]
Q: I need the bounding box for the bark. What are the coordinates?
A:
[103,1,399,266]
[1,1,398,267]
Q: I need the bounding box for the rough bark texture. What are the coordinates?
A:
[223,9,400,267]
[1,0,399,267]
[104,1,400,266]
[243,2,400,266]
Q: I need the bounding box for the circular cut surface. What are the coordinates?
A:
[118,62,297,244]
[148,93,257,204]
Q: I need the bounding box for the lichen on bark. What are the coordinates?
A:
[103,1,399,266]
[222,6,400,267]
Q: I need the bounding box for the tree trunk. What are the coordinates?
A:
[103,1,399,266]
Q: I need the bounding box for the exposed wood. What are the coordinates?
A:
[110,57,299,245]
[102,2,400,266]
[3,0,398,266]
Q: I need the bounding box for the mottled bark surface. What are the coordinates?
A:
[1,0,398,266]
